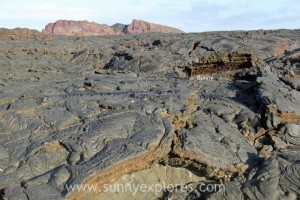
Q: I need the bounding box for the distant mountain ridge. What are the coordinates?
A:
[42,19,184,36]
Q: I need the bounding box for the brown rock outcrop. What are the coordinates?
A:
[0,28,45,40]
[247,29,265,36]
[124,19,184,34]
[189,51,264,76]
[42,20,119,36]
[42,19,184,36]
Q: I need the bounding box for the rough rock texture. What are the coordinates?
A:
[111,23,128,34]
[0,28,46,40]
[42,19,184,36]
[96,164,205,199]
[124,19,184,34]
[0,29,300,200]
[42,20,119,36]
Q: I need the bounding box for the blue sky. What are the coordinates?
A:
[0,0,299,32]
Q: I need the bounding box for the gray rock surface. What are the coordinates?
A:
[0,29,299,200]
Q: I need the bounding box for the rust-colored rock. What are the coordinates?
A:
[42,20,120,36]
[124,19,184,34]
[42,19,184,36]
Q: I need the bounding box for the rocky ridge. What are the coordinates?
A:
[124,19,184,34]
[0,28,299,200]
[0,28,47,40]
[42,20,120,36]
[42,19,184,36]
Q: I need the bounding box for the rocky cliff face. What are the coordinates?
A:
[42,20,119,36]
[42,19,184,36]
[124,19,184,34]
